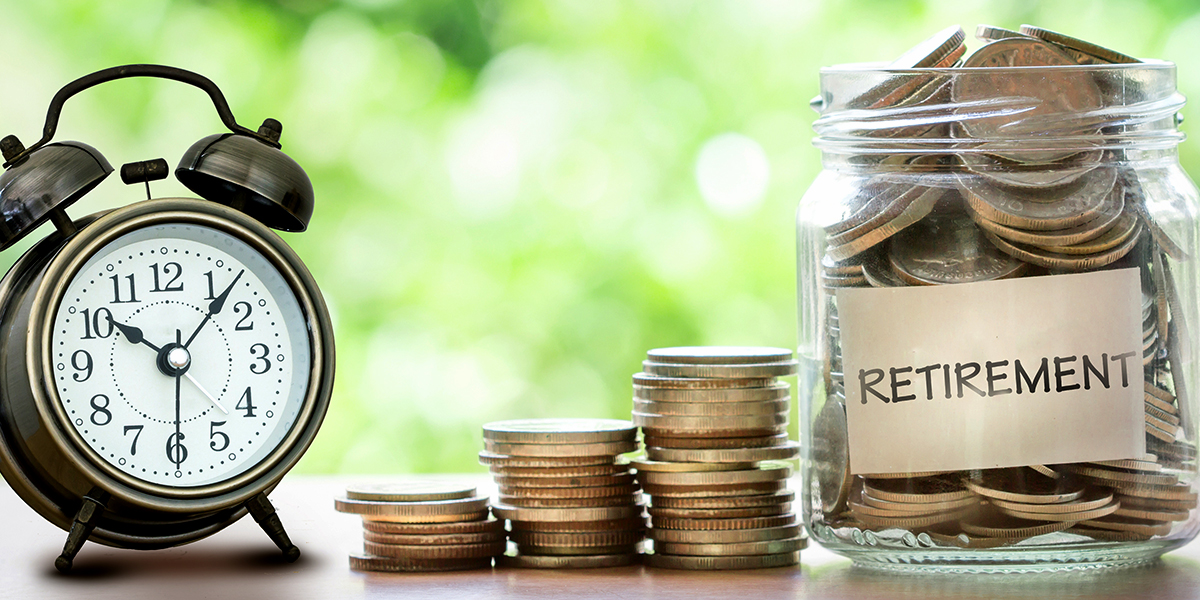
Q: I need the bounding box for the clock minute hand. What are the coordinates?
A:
[108,317,161,352]
[184,269,244,348]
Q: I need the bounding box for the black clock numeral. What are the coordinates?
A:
[249,344,271,374]
[89,394,112,426]
[71,350,93,382]
[109,274,140,304]
[209,421,230,451]
[165,432,188,466]
[124,425,144,455]
[150,262,184,292]
[79,307,115,340]
[234,301,253,331]
[203,271,216,300]
[236,387,256,417]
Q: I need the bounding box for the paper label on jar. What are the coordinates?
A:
[838,268,1146,475]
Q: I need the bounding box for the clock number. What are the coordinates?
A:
[123,425,144,455]
[150,262,184,292]
[109,274,140,304]
[71,350,93,382]
[166,432,188,466]
[249,344,271,374]
[204,271,216,300]
[234,301,253,331]
[236,387,256,417]
[209,421,230,452]
[89,394,112,426]
[79,307,114,339]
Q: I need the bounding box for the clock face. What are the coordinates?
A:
[50,223,312,488]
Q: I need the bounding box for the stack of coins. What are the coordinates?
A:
[812,24,1199,551]
[631,346,804,570]
[482,418,645,568]
[334,481,504,572]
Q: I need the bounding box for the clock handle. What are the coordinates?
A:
[246,492,301,563]
[55,488,110,573]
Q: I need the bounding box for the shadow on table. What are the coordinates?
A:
[42,547,309,581]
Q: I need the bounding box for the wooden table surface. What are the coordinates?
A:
[5,475,1200,600]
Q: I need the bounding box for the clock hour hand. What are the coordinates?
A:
[108,316,161,352]
[184,269,244,348]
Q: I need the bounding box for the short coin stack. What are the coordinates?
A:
[632,346,805,570]
[334,481,504,572]
[482,418,645,568]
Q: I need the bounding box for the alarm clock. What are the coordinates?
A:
[0,65,335,572]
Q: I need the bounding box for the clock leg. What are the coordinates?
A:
[246,492,300,562]
[55,489,109,573]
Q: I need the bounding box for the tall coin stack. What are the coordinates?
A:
[482,418,646,568]
[632,346,805,570]
[334,481,505,572]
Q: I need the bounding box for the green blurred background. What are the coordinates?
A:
[1,0,1198,475]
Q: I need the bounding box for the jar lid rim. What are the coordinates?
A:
[819,58,1175,75]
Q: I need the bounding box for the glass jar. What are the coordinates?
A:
[797,61,1199,572]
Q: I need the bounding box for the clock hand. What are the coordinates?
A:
[184,269,244,349]
[108,316,161,352]
[183,371,229,414]
[172,329,183,468]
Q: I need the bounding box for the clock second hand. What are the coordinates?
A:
[183,371,229,414]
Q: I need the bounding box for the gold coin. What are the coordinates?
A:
[494,473,635,489]
[507,529,645,547]
[335,496,490,518]
[631,459,756,473]
[632,412,788,432]
[988,488,1114,515]
[643,433,790,449]
[484,439,639,457]
[649,489,795,510]
[853,506,975,530]
[962,468,1084,504]
[642,426,788,440]
[482,418,637,444]
[863,475,973,504]
[641,360,798,379]
[650,514,796,531]
[363,518,504,535]
[363,510,492,524]
[496,553,637,569]
[647,503,792,520]
[647,524,801,544]
[507,517,648,533]
[492,503,644,522]
[642,480,786,498]
[478,451,615,468]
[646,442,800,463]
[850,498,978,519]
[652,536,807,557]
[346,481,478,502]
[489,463,629,478]
[498,483,640,499]
[497,494,638,508]
[514,543,639,556]
[994,498,1119,523]
[363,529,506,546]
[364,540,507,560]
[643,551,799,571]
[1077,515,1173,537]
[633,398,790,417]
[637,463,791,486]
[349,553,493,573]
[634,383,789,403]
[632,373,777,389]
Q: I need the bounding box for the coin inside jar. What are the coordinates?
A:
[887,205,1028,285]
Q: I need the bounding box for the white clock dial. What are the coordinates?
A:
[50,223,312,487]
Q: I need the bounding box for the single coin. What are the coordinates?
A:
[363,529,506,546]
[363,518,504,536]
[631,459,757,473]
[496,553,637,569]
[653,536,807,557]
[994,498,1120,523]
[491,503,644,522]
[963,468,1085,504]
[1077,515,1173,537]
[641,360,799,379]
[1066,465,1178,487]
[507,517,648,533]
[483,439,638,457]
[1118,494,1197,513]
[1092,457,1163,473]
[632,373,777,390]
[650,489,795,510]
[646,503,793,520]
[863,475,973,504]
[507,529,645,547]
[638,463,791,486]
[1018,25,1139,64]
[364,540,507,560]
[496,494,638,508]
[642,426,787,440]
[648,524,801,544]
[1113,505,1190,522]
[822,272,869,288]
[988,488,1114,515]
[634,398,790,417]
[642,480,787,498]
[853,496,979,517]
[821,254,866,276]
[651,514,796,531]
[1103,483,1197,502]
[514,543,639,557]
[975,24,1033,42]
[1066,526,1152,542]
[892,25,966,68]
[889,209,1028,285]
[646,442,800,463]
[335,495,490,518]
[960,508,1074,538]
[482,418,637,444]
[647,347,794,365]
[634,383,789,403]
[498,483,640,499]
[489,463,629,478]
[493,473,635,488]
[363,510,492,524]
[643,550,799,571]
[643,433,790,449]
[853,506,975,530]
[349,553,493,573]
[859,470,957,480]
[478,451,615,468]
[346,481,478,502]
[632,412,787,432]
